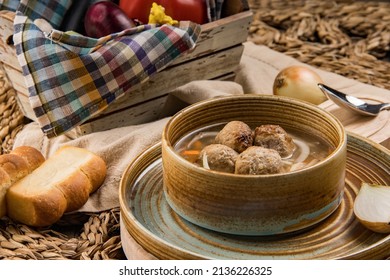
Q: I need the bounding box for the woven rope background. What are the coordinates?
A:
[0,0,389,260]
[248,0,390,89]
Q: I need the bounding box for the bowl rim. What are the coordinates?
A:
[118,142,207,259]
[118,133,390,259]
[162,94,347,178]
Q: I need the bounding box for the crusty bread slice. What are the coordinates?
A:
[0,146,45,218]
[6,146,106,227]
[0,154,29,183]
[0,168,12,218]
[10,146,45,173]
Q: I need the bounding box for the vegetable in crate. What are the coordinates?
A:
[160,0,208,24]
[148,3,178,25]
[84,1,136,38]
[60,0,116,34]
[119,0,153,24]
[119,0,208,24]
[221,0,249,18]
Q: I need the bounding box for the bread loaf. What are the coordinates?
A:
[0,146,45,218]
[6,146,107,227]
[0,154,29,183]
[11,146,46,173]
[0,168,12,218]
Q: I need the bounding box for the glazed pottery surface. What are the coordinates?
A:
[161,95,347,235]
[119,133,390,259]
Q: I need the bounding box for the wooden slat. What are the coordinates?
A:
[2,64,28,94]
[95,45,244,117]
[0,11,19,70]
[65,94,169,138]
[66,71,237,138]
[12,90,37,121]
[172,10,253,65]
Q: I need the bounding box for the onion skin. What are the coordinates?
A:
[357,219,390,234]
[273,66,328,105]
[84,1,136,38]
[60,0,102,34]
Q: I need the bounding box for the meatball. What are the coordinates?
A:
[215,121,253,153]
[199,144,238,173]
[235,146,283,175]
[253,124,295,158]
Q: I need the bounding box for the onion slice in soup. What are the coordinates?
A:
[292,139,310,163]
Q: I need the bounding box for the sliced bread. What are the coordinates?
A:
[0,146,45,218]
[6,146,106,227]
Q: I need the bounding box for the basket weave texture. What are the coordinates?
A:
[248,0,390,90]
[1,0,389,260]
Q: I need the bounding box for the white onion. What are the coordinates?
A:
[273,65,328,105]
[202,153,210,170]
[292,139,310,163]
[289,162,305,172]
[353,182,390,233]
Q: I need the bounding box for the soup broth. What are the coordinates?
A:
[175,123,334,174]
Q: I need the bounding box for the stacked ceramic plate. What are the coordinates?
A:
[119,96,390,260]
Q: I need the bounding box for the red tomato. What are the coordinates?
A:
[159,0,208,24]
[119,0,207,24]
[119,0,154,24]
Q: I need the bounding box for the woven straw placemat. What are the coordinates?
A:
[0,64,24,155]
[1,0,389,260]
[248,0,390,90]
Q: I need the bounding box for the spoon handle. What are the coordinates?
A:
[380,103,390,112]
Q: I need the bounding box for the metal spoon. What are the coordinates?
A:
[318,83,390,117]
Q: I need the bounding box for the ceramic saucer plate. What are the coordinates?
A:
[119,132,390,259]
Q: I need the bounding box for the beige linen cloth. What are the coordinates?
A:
[13,42,390,259]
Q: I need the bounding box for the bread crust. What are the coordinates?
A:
[0,168,11,218]
[6,146,107,227]
[79,156,107,193]
[11,146,45,173]
[0,154,29,183]
[7,185,68,227]
[0,146,45,218]
[57,171,92,212]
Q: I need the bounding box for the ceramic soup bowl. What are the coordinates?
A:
[161,94,347,235]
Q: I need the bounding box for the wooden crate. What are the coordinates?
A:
[0,3,252,137]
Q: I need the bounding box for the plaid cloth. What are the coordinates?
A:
[7,0,201,137]
[0,0,19,11]
[1,0,70,28]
